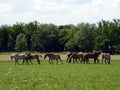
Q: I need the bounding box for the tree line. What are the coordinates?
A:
[0,19,120,54]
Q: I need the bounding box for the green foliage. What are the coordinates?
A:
[31,23,60,52]
[95,19,120,53]
[58,25,77,51]
[0,60,120,90]
[74,23,97,52]
[15,33,27,51]
[0,25,10,51]
[0,19,120,53]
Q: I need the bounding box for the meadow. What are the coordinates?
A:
[0,53,120,90]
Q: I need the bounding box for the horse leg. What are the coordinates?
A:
[79,58,82,63]
[22,59,25,65]
[48,60,51,64]
[73,58,75,63]
[102,58,104,64]
[82,58,85,64]
[51,59,54,64]
[94,58,96,64]
[69,59,71,63]
[16,60,20,65]
[76,59,79,64]
[66,58,68,63]
[37,59,40,64]
[60,59,63,64]
[15,60,17,65]
[26,59,30,65]
[97,58,100,64]
[56,59,58,64]
[87,58,90,64]
[29,59,33,65]
[108,59,111,64]
[105,59,107,64]
[86,58,89,64]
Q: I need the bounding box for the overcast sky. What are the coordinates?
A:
[0,0,120,25]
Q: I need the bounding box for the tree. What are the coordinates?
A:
[0,25,10,51]
[95,19,120,53]
[15,33,27,51]
[75,23,97,52]
[8,23,25,51]
[24,21,38,50]
[58,24,77,51]
[31,23,60,52]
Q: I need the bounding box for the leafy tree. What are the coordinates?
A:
[58,24,77,51]
[24,21,38,50]
[8,23,25,51]
[0,25,10,51]
[31,23,60,52]
[95,19,120,53]
[15,33,27,51]
[75,23,97,52]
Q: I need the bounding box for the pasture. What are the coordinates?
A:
[0,52,120,90]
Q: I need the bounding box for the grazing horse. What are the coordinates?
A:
[44,53,63,64]
[102,53,111,64]
[66,52,78,63]
[84,51,102,64]
[11,54,29,65]
[25,53,41,64]
[68,53,83,63]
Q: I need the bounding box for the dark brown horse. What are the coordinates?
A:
[66,52,78,63]
[68,53,83,63]
[24,53,42,64]
[83,51,102,64]
[44,53,63,64]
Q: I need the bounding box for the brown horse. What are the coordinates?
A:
[23,53,42,64]
[68,53,83,63]
[44,53,63,64]
[83,51,102,64]
[66,52,78,63]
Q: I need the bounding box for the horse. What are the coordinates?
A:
[10,53,18,61]
[66,52,78,63]
[68,53,83,63]
[83,51,102,64]
[11,54,29,65]
[102,53,111,64]
[25,53,42,64]
[44,53,63,64]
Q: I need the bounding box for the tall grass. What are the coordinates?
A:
[0,60,120,90]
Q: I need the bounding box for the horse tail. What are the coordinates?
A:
[11,56,13,61]
[68,53,75,63]
[44,55,47,60]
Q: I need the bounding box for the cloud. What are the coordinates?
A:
[0,0,120,25]
[0,2,12,14]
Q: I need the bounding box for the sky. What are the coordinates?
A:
[0,0,120,25]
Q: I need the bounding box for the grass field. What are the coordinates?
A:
[0,58,120,90]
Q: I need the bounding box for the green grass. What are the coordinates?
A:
[0,60,120,90]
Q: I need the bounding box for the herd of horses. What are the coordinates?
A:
[10,51,111,65]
